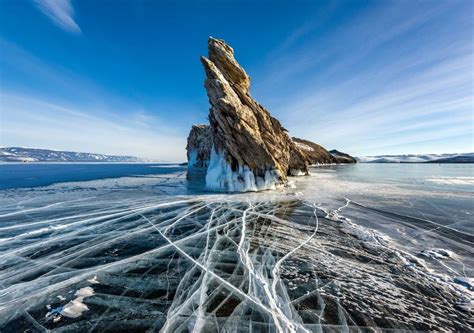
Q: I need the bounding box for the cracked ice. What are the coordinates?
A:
[0,168,473,332]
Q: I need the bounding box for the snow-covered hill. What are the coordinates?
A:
[356,153,474,163]
[0,147,144,163]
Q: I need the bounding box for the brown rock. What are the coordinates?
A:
[201,37,308,191]
[292,138,357,165]
[186,37,356,191]
[292,137,337,165]
[186,125,212,168]
[329,150,357,164]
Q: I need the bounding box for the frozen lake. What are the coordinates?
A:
[0,163,473,331]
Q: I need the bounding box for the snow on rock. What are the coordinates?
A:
[292,138,356,165]
[294,141,314,152]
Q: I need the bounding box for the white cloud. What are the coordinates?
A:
[278,54,473,155]
[34,0,81,34]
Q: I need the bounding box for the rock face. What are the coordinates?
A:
[185,37,356,192]
[186,125,212,168]
[329,150,357,164]
[292,137,337,165]
[199,37,308,191]
[292,138,357,165]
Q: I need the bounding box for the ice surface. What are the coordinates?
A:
[426,177,474,185]
[0,164,473,331]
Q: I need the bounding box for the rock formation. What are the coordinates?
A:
[186,125,212,168]
[292,137,337,165]
[329,150,357,164]
[186,37,355,192]
[198,37,308,191]
[292,138,356,165]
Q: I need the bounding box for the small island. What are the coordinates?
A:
[186,38,356,192]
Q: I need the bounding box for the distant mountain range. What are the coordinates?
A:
[356,153,474,163]
[2,147,471,164]
[0,147,145,163]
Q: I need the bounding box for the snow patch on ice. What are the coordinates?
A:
[60,286,94,318]
[420,248,455,259]
[45,287,95,323]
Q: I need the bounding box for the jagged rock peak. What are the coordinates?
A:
[200,37,308,192]
[206,37,250,91]
[185,37,357,191]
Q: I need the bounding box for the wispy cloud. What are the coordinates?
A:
[33,0,81,34]
[0,93,187,161]
[253,1,473,156]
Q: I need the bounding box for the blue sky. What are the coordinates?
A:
[0,0,472,160]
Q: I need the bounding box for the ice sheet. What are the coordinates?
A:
[0,164,472,331]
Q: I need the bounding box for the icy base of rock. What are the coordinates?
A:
[205,148,281,192]
[187,149,209,168]
[187,149,198,168]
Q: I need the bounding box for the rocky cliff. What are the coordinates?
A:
[186,125,212,168]
[198,37,308,191]
[292,138,356,165]
[292,137,337,165]
[186,37,355,192]
[329,150,357,164]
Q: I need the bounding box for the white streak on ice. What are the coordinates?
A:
[139,213,275,316]
[270,203,319,333]
[236,202,305,333]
